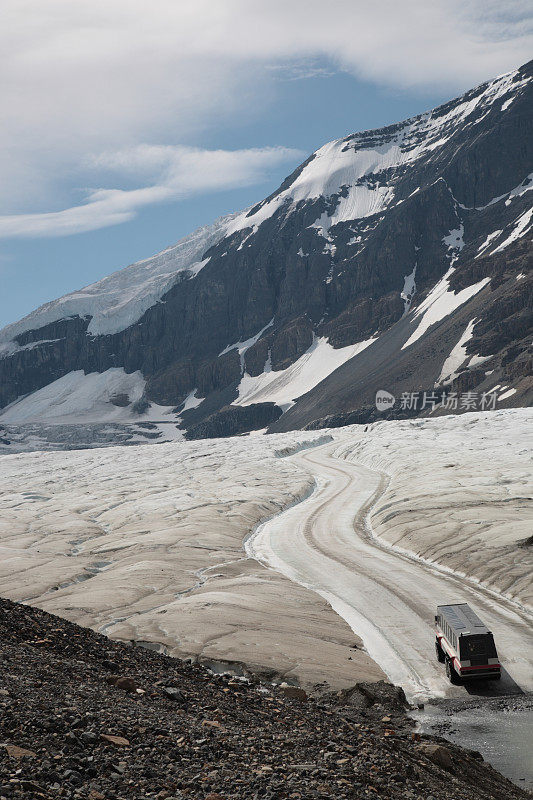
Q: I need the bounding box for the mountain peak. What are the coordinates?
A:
[1,63,531,443]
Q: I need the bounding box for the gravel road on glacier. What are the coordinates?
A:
[247,444,533,703]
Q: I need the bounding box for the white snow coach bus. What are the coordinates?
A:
[435,603,501,684]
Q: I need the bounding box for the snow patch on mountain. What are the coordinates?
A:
[401,266,417,314]
[442,223,465,266]
[442,225,464,254]
[225,137,402,241]
[234,335,376,411]
[180,389,204,413]
[505,172,533,204]
[0,368,176,424]
[219,319,274,373]
[436,319,475,385]
[476,230,503,258]
[499,387,517,401]
[491,207,533,254]
[470,171,533,213]
[402,270,490,350]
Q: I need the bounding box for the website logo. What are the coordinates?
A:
[375,390,395,412]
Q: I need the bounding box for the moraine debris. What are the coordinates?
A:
[0,596,529,800]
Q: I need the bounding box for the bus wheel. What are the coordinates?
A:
[435,641,445,663]
[445,659,460,685]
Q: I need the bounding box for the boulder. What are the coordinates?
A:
[115,676,137,692]
[417,743,454,772]
[162,686,187,705]
[279,685,308,702]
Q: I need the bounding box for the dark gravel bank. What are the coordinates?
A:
[0,597,529,800]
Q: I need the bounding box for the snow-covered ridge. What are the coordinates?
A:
[0,212,238,345]
[0,65,529,351]
[225,66,529,241]
[0,337,64,359]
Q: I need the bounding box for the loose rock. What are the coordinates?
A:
[100,733,130,747]
[115,676,137,693]
[418,743,454,772]
[279,685,308,702]
[0,596,528,800]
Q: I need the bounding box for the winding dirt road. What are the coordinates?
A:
[246,444,533,702]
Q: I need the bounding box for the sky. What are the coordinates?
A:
[1,1,532,329]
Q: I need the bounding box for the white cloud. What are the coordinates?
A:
[266,62,338,81]
[0,145,303,238]
[0,1,531,234]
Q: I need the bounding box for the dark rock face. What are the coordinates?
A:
[109,393,131,407]
[184,402,282,440]
[271,245,533,434]
[0,61,531,435]
[146,350,241,407]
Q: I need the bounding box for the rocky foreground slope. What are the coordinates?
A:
[0,597,529,800]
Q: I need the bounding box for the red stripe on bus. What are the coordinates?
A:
[459,664,500,672]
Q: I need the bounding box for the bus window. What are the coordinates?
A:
[464,638,485,656]
[459,634,495,659]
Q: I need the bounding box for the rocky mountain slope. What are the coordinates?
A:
[0,61,531,439]
[1,596,530,800]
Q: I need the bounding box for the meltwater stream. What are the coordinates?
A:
[412,695,533,790]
